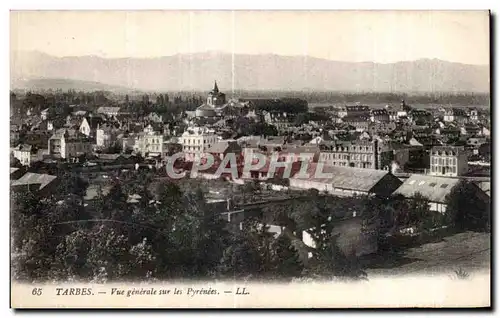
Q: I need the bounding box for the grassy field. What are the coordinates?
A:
[363,231,491,277]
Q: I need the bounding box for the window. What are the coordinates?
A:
[429,183,437,187]
[408,180,416,185]
[418,181,425,186]
[440,184,448,188]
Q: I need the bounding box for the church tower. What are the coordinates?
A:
[206,80,226,107]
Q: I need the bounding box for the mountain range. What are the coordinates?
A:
[11,51,490,93]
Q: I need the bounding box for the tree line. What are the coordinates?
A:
[11,166,489,283]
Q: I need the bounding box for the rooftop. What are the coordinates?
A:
[393,174,461,203]
[11,173,57,190]
[291,163,391,192]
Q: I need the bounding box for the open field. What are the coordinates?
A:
[363,231,491,277]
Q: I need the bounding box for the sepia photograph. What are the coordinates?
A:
[9,9,491,308]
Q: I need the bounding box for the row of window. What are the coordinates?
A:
[183,146,204,152]
[145,138,162,144]
[432,157,457,165]
[430,165,457,174]
[183,138,217,145]
[67,143,91,153]
[324,146,373,153]
[321,153,373,161]
[146,145,161,151]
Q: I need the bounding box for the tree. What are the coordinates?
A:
[445,182,490,232]
[304,234,368,281]
[270,234,304,279]
[217,227,262,279]
[407,192,434,231]
[54,171,89,205]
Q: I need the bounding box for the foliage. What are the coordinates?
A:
[444,181,490,232]
[453,268,470,280]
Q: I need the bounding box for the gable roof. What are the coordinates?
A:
[291,163,391,192]
[393,174,461,203]
[15,144,32,152]
[11,173,57,190]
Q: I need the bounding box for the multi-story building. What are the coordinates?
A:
[443,108,468,124]
[48,129,92,159]
[342,115,370,132]
[318,140,381,169]
[48,130,66,159]
[135,124,164,157]
[368,122,397,136]
[96,124,119,148]
[429,146,468,177]
[409,109,433,124]
[180,126,218,161]
[65,136,93,159]
[345,105,371,117]
[12,144,32,166]
[370,109,390,123]
[146,112,163,123]
[469,109,479,121]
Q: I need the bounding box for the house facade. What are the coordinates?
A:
[429,146,468,177]
[181,126,218,161]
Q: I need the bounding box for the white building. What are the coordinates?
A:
[136,125,164,157]
[40,108,49,120]
[48,129,92,159]
[181,126,218,161]
[469,109,479,121]
[79,117,92,137]
[96,125,118,148]
[12,144,32,166]
[429,146,468,177]
[393,174,466,214]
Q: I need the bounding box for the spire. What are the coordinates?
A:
[213,80,219,93]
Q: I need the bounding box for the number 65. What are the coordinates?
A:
[32,288,42,296]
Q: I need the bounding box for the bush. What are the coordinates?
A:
[444,182,490,232]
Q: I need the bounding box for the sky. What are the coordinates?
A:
[10,10,490,65]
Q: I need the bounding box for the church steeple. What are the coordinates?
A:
[213,80,219,93]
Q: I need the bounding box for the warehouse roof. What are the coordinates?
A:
[291,163,391,192]
[393,174,461,203]
[11,173,57,190]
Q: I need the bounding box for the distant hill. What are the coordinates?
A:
[12,78,134,93]
[11,50,490,93]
